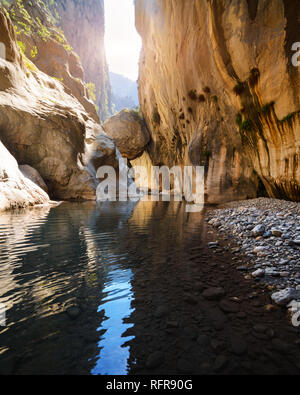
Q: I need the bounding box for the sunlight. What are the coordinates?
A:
[104,0,142,81]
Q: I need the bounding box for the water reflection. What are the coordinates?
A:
[0,200,203,374]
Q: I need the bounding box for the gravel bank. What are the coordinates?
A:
[207,198,300,322]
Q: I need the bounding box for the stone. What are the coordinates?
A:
[0,7,117,201]
[0,142,49,211]
[219,299,239,314]
[271,288,300,306]
[154,306,168,318]
[202,287,225,300]
[252,225,266,237]
[230,334,247,356]
[271,228,283,237]
[103,109,150,160]
[213,355,228,372]
[252,269,265,278]
[19,165,48,193]
[146,351,165,369]
[66,306,81,320]
[177,359,194,374]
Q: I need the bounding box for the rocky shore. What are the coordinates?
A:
[207,198,300,323]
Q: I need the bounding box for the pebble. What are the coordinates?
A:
[146,351,165,369]
[202,287,225,300]
[207,198,300,320]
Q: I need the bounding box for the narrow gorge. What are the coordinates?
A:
[0,0,299,377]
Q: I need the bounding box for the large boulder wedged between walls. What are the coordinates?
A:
[103,109,150,160]
[0,141,49,211]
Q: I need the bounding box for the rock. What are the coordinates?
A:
[271,288,300,306]
[252,225,266,237]
[213,355,228,372]
[197,334,209,347]
[154,305,168,318]
[184,294,198,305]
[0,142,49,211]
[136,1,300,202]
[253,324,267,334]
[208,307,228,330]
[208,241,219,248]
[177,358,194,374]
[271,228,283,237]
[253,246,268,254]
[19,165,48,193]
[230,334,247,355]
[271,339,292,354]
[219,299,240,314]
[252,269,265,278]
[102,109,150,160]
[146,351,165,369]
[66,306,81,320]
[0,8,117,201]
[52,0,114,120]
[202,287,225,300]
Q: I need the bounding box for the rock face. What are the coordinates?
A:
[103,109,150,160]
[0,141,49,211]
[47,0,114,121]
[0,7,117,201]
[19,165,48,193]
[2,0,99,122]
[135,0,300,203]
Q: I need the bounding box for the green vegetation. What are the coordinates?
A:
[203,86,211,94]
[30,45,37,58]
[86,82,97,103]
[198,94,206,102]
[17,40,26,55]
[236,113,252,131]
[211,95,218,102]
[260,101,275,114]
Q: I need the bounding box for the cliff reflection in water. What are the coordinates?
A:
[0,200,204,375]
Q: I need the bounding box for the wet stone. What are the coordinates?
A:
[213,355,228,372]
[146,351,165,369]
[202,287,226,301]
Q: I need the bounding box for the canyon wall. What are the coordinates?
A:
[135,0,300,203]
[0,6,117,202]
[47,0,114,121]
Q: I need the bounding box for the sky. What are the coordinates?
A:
[104,0,142,81]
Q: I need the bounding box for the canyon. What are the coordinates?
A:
[0,0,300,377]
[134,0,300,203]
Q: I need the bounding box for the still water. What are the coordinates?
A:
[0,201,204,374]
[1,201,299,375]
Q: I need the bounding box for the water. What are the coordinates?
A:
[0,201,299,375]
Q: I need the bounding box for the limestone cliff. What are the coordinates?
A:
[0,7,117,201]
[135,0,300,203]
[45,0,114,121]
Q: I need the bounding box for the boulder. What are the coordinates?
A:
[0,141,49,211]
[19,165,48,193]
[103,109,150,160]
